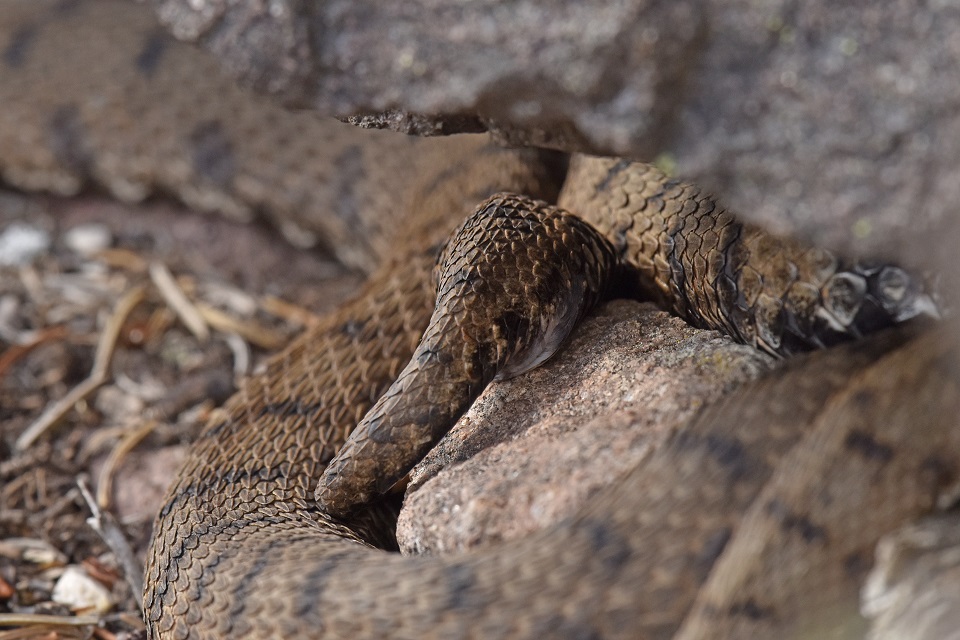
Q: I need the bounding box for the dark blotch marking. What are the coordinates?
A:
[920,455,957,490]
[531,615,602,640]
[851,390,874,409]
[844,429,894,464]
[294,551,353,621]
[765,499,827,544]
[704,434,750,479]
[444,562,479,610]
[54,0,83,14]
[670,431,758,484]
[693,527,732,579]
[3,24,37,67]
[339,318,368,338]
[228,543,277,617]
[190,120,236,188]
[594,159,630,193]
[204,419,232,438]
[581,519,632,570]
[220,464,289,486]
[332,145,366,230]
[728,598,774,621]
[136,31,169,76]
[843,550,870,579]
[48,105,92,175]
[257,399,325,419]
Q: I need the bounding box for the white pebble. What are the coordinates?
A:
[0,223,50,266]
[64,223,112,256]
[51,566,114,614]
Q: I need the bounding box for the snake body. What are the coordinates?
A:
[0,2,954,639]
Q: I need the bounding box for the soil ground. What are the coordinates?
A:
[0,189,361,639]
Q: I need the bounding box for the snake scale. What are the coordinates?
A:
[1,2,956,639]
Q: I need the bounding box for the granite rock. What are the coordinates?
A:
[153,0,960,268]
[396,300,775,554]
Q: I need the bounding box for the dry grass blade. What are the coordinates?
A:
[195,302,288,350]
[149,261,209,341]
[77,479,144,614]
[260,294,319,327]
[95,419,160,510]
[0,613,98,627]
[223,332,250,377]
[14,286,146,451]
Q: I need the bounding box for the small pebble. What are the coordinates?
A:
[0,223,50,266]
[51,565,114,614]
[64,223,112,256]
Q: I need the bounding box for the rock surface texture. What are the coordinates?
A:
[398,300,775,554]
[153,0,960,269]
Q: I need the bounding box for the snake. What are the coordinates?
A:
[1,2,956,639]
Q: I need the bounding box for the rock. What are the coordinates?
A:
[108,445,189,525]
[63,223,112,256]
[0,222,50,266]
[152,0,960,269]
[151,0,698,155]
[51,566,114,614]
[396,300,775,554]
[862,513,960,640]
[671,1,960,273]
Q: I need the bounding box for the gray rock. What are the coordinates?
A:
[153,0,960,268]
[862,513,960,640]
[396,300,775,554]
[0,222,50,266]
[671,0,960,273]
[63,223,112,256]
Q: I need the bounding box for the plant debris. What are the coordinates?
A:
[0,190,361,637]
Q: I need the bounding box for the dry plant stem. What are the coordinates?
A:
[95,420,161,510]
[194,302,288,349]
[78,478,145,614]
[149,262,209,341]
[222,333,251,377]
[0,614,100,626]
[260,295,319,327]
[15,286,147,451]
[0,624,87,640]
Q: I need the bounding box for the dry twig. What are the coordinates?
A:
[95,420,159,510]
[15,286,146,451]
[195,302,287,350]
[148,262,208,341]
[77,479,143,614]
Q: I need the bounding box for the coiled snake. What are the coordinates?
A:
[1,2,956,639]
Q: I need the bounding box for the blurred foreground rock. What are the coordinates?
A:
[862,513,960,640]
[154,0,960,269]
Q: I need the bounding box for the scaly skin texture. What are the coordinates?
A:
[558,157,935,355]
[318,195,618,515]
[0,2,950,639]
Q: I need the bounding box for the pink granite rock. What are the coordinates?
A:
[397,299,775,554]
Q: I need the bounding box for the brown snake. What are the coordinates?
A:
[1,2,956,639]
